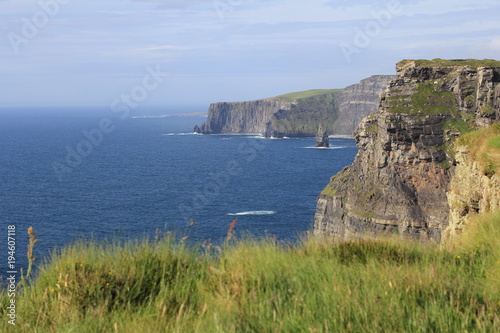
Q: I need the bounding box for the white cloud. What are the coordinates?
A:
[489,37,500,51]
[1,0,500,106]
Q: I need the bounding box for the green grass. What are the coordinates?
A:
[482,107,496,116]
[275,89,341,101]
[365,121,379,134]
[460,124,500,176]
[488,135,500,149]
[464,95,475,104]
[2,211,500,332]
[398,58,500,68]
[444,119,472,135]
[439,160,452,170]
[320,183,338,197]
[351,209,377,219]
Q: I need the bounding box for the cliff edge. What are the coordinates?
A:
[314,59,500,242]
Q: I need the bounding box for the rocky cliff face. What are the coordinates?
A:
[314,59,500,242]
[198,75,395,136]
[199,99,293,134]
[334,75,397,135]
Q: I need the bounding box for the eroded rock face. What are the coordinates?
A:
[314,60,500,242]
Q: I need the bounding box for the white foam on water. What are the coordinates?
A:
[303,146,347,149]
[227,211,277,216]
[162,133,201,136]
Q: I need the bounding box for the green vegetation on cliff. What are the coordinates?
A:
[387,84,457,115]
[2,212,500,332]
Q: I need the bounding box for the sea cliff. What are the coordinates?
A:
[198,99,293,134]
[314,59,500,242]
[197,75,395,137]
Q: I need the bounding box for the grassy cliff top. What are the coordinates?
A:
[398,58,500,68]
[275,89,341,101]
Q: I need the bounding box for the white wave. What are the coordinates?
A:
[211,133,261,136]
[245,135,266,139]
[162,132,201,136]
[303,146,347,149]
[227,210,277,216]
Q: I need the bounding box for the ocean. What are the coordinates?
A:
[0,107,357,276]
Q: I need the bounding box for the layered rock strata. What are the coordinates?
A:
[314,59,500,242]
[199,99,292,134]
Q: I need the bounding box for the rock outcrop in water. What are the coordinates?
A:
[314,59,500,242]
[197,75,395,137]
[315,124,329,148]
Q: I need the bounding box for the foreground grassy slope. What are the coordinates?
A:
[1,211,499,332]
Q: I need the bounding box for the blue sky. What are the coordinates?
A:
[1,0,500,108]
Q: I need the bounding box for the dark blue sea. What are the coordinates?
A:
[0,106,357,277]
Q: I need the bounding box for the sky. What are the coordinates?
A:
[1,0,500,108]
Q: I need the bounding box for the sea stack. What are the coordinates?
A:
[315,124,329,148]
